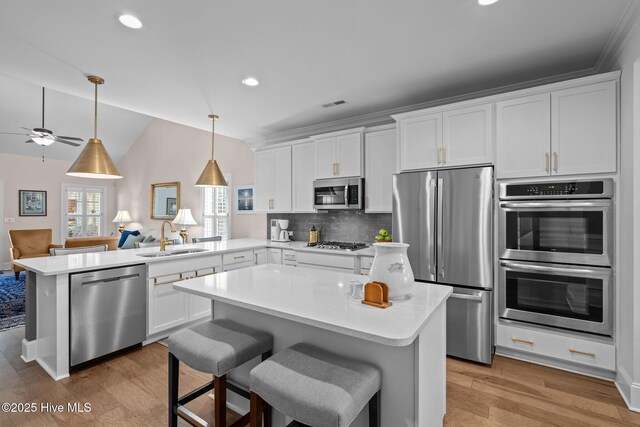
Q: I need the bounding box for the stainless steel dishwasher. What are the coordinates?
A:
[70,264,147,366]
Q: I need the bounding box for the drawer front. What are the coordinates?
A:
[223,250,254,266]
[282,250,297,262]
[223,260,254,271]
[148,254,222,278]
[268,248,283,264]
[296,252,355,270]
[496,323,615,371]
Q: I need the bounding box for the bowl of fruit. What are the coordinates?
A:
[374,229,392,243]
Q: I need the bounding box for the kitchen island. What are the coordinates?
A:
[174,264,452,427]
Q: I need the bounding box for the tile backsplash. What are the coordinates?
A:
[267,210,392,243]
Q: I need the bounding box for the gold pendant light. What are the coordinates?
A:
[195,114,228,187]
[66,76,122,179]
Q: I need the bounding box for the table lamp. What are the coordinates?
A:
[172,208,198,243]
[112,210,132,233]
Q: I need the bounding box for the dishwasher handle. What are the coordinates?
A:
[80,273,141,287]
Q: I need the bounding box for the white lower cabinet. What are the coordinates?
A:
[359,256,374,275]
[496,323,615,371]
[254,248,268,265]
[223,250,253,271]
[282,249,297,266]
[268,248,283,264]
[147,255,221,336]
[148,276,189,336]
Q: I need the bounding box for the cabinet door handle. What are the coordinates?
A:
[332,163,336,176]
[443,147,447,164]
[553,152,558,173]
[545,152,550,173]
[512,337,534,345]
[336,162,339,176]
[569,348,595,357]
[437,147,442,164]
[254,253,258,265]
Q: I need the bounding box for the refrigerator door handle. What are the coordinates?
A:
[450,292,484,302]
[430,178,437,275]
[437,177,444,278]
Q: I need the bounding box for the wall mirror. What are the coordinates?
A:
[151,182,180,219]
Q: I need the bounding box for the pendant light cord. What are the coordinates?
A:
[42,87,45,128]
[211,118,215,160]
[93,82,98,139]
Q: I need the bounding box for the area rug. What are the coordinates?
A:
[0,272,25,331]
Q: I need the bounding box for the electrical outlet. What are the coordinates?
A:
[4,218,15,223]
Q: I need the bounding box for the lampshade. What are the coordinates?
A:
[195,114,228,187]
[112,210,132,223]
[66,76,122,179]
[172,208,198,226]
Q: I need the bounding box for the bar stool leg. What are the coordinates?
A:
[168,353,179,427]
[368,390,381,427]
[214,375,227,427]
[250,392,263,427]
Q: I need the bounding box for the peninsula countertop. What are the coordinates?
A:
[14,239,376,276]
[173,264,452,346]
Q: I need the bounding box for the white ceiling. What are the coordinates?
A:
[0,75,152,162]
[0,0,636,146]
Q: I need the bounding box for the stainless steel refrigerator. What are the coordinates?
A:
[393,166,493,364]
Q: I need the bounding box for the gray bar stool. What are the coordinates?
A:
[168,319,273,427]
[249,343,381,427]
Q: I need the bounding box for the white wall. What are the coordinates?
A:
[115,118,266,240]
[0,152,118,267]
[611,11,640,410]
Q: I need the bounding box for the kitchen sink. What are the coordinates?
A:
[137,248,210,258]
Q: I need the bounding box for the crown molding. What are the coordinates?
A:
[596,0,640,72]
[247,67,596,149]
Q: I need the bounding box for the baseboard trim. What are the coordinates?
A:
[35,356,69,381]
[496,346,616,381]
[616,366,640,413]
[21,338,37,362]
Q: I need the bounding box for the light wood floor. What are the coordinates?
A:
[0,327,639,426]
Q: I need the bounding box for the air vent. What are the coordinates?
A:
[322,100,346,108]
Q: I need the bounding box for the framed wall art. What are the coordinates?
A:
[19,190,47,216]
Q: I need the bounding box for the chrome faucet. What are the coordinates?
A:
[160,220,176,251]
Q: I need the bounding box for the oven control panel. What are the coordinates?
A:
[500,180,613,199]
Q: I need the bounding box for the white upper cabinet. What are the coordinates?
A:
[315,137,337,179]
[395,103,492,171]
[292,141,316,212]
[365,128,396,213]
[397,112,441,170]
[254,146,292,212]
[551,81,616,176]
[496,94,551,179]
[442,104,493,167]
[496,78,617,179]
[314,131,363,178]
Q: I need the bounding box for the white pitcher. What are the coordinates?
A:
[369,242,414,299]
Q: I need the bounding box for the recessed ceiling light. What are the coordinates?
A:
[118,14,143,29]
[242,77,260,87]
[478,0,499,5]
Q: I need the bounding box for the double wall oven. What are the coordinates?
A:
[498,179,614,336]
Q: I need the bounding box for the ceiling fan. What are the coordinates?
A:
[0,87,84,148]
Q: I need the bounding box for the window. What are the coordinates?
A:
[201,174,231,240]
[62,184,106,241]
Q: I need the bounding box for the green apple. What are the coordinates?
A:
[384,236,392,241]
[378,229,389,237]
[375,235,384,241]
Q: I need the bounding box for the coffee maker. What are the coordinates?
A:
[270,219,290,242]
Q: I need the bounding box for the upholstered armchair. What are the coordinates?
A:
[8,229,61,280]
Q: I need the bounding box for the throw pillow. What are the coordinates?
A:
[118,230,140,248]
[121,234,145,250]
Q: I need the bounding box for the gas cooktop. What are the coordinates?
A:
[307,241,369,251]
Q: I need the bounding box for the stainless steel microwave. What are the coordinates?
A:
[313,177,364,210]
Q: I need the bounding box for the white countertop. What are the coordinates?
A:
[15,238,376,276]
[14,238,270,276]
[173,264,452,347]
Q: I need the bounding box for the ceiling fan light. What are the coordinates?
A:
[66,138,122,179]
[32,136,54,146]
